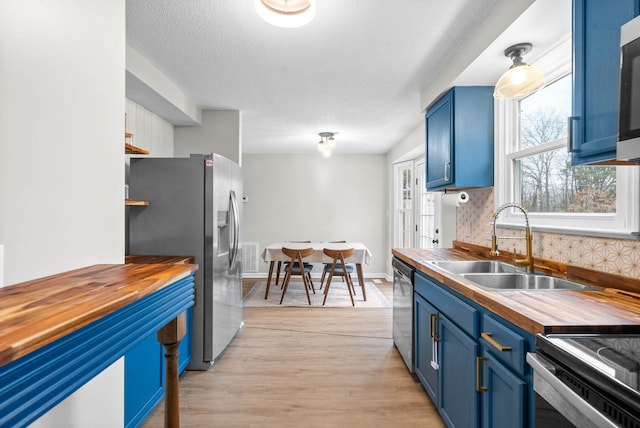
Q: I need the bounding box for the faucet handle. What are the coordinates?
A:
[489,236,500,257]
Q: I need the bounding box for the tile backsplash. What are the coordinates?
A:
[456,187,640,280]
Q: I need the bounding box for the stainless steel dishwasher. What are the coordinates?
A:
[392,257,415,373]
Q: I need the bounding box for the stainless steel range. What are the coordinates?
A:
[528,334,640,428]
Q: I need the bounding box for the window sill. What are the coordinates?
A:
[496,221,640,241]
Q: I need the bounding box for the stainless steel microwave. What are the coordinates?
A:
[618,15,640,161]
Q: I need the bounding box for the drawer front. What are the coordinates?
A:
[480,314,527,376]
[415,273,478,337]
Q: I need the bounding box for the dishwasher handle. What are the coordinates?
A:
[392,257,415,282]
[395,269,411,283]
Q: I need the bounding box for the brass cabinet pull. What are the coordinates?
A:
[476,356,488,392]
[429,313,434,338]
[481,332,512,352]
[429,313,441,342]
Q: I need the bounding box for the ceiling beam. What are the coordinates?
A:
[126,46,202,126]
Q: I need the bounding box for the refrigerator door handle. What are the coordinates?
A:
[229,190,240,269]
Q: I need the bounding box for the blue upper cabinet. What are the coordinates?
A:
[425,86,494,191]
[570,0,640,165]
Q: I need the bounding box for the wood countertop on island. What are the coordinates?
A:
[0,262,198,367]
[393,242,640,335]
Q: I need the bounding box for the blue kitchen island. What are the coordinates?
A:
[0,262,197,427]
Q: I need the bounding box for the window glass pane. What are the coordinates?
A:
[516,73,616,215]
[519,75,571,148]
[420,192,437,249]
[515,149,616,213]
[396,165,413,248]
[402,168,412,209]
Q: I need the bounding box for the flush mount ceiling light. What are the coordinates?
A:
[317,132,336,158]
[493,43,546,100]
[255,0,316,28]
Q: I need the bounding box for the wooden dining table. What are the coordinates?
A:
[261,242,372,300]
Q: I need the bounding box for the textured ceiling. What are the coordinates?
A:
[126,0,514,155]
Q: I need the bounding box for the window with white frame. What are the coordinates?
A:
[495,40,640,238]
[394,161,414,248]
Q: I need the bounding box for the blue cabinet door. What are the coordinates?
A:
[439,316,480,428]
[414,292,439,402]
[425,87,494,191]
[426,91,454,189]
[124,308,192,427]
[571,0,640,165]
[124,331,165,428]
[481,352,527,428]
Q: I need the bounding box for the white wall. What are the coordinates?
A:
[0,0,125,426]
[243,154,388,276]
[30,359,124,428]
[175,110,242,165]
[0,0,125,283]
[125,98,175,157]
[0,245,4,287]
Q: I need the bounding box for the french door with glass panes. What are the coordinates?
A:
[395,161,414,248]
[416,160,439,249]
[395,158,446,250]
[393,159,433,249]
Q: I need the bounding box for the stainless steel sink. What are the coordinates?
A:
[425,260,525,275]
[459,273,601,291]
[424,259,601,291]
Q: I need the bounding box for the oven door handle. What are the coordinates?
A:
[526,353,619,428]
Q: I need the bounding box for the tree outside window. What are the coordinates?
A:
[515,74,616,214]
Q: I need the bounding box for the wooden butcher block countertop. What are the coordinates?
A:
[393,242,640,336]
[0,262,198,367]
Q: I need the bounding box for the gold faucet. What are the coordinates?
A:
[489,203,534,273]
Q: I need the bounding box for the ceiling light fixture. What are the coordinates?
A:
[317,132,336,158]
[255,0,316,28]
[493,43,546,100]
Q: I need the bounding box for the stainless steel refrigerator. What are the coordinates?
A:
[128,154,242,370]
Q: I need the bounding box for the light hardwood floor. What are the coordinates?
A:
[141,279,445,427]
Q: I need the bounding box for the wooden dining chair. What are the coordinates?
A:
[322,248,356,306]
[275,241,313,286]
[280,247,315,305]
[319,241,354,291]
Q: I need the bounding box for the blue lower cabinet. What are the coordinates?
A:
[124,307,192,427]
[414,293,439,401]
[439,316,480,428]
[414,271,532,427]
[0,272,194,428]
[124,332,165,428]
[480,351,526,428]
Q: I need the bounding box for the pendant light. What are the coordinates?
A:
[493,43,546,100]
[317,132,336,158]
[255,0,316,28]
